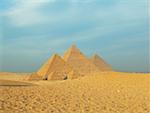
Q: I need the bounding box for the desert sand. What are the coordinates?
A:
[0,72,30,81]
[0,72,150,113]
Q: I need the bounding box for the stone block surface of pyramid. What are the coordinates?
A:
[28,73,42,81]
[64,45,100,76]
[37,54,74,80]
[90,54,112,71]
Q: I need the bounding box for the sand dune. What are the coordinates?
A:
[0,72,150,113]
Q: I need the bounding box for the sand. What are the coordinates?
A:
[0,72,30,81]
[0,72,150,113]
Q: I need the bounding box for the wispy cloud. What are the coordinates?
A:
[4,19,147,56]
[3,0,147,27]
[3,0,55,26]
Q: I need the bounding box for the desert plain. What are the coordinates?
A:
[0,72,150,113]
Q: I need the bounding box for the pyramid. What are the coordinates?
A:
[28,72,42,81]
[63,45,100,76]
[68,70,79,79]
[37,54,74,80]
[90,54,112,71]
[29,45,113,81]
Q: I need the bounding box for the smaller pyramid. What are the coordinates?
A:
[28,72,42,81]
[37,54,73,80]
[37,53,59,77]
[90,54,112,71]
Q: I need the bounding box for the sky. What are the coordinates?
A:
[0,0,149,73]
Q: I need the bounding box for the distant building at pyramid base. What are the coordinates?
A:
[28,45,113,81]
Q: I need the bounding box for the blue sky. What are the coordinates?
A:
[0,0,149,73]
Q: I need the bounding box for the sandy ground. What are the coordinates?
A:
[0,72,30,81]
[0,72,150,113]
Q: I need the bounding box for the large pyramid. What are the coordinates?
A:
[64,45,100,76]
[90,54,112,71]
[30,54,74,80]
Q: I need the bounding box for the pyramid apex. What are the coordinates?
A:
[67,44,80,53]
[51,53,62,60]
[92,54,106,62]
[91,53,112,71]
[64,44,85,61]
[70,44,78,49]
[92,54,100,59]
[93,54,99,57]
[53,53,60,57]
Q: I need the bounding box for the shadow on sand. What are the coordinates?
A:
[0,79,36,87]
